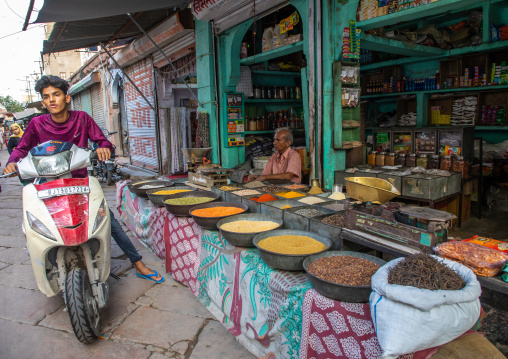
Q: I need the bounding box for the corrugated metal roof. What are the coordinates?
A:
[42,10,178,55]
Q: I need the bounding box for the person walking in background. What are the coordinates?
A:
[0,125,4,150]
[7,123,23,155]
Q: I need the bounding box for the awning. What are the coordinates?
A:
[41,10,180,55]
[68,71,101,96]
[33,0,192,23]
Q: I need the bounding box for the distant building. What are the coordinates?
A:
[42,23,83,80]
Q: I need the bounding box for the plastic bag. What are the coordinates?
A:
[370,256,481,358]
[435,241,508,276]
[340,66,359,84]
[341,88,360,107]
[463,235,508,254]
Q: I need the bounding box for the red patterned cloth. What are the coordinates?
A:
[299,289,460,359]
[165,216,201,295]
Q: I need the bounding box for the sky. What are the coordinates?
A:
[0,0,46,103]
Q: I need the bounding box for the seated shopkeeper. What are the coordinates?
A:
[248,128,302,183]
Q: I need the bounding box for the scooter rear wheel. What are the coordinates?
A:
[66,268,101,343]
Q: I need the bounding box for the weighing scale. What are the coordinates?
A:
[344,177,456,252]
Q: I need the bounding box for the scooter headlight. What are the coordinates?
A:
[27,212,57,241]
[93,199,108,233]
[32,151,72,176]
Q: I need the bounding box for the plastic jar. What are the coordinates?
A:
[406,154,416,167]
[440,155,452,171]
[453,156,468,178]
[416,154,429,168]
[429,155,440,169]
[385,153,396,166]
[376,152,386,166]
[395,153,406,166]
[368,151,376,165]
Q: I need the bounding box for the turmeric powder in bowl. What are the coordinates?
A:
[191,206,245,218]
[258,235,326,255]
[274,191,305,199]
[152,189,191,195]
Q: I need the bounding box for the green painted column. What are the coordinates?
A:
[195,20,219,164]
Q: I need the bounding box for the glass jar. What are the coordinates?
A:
[256,117,264,130]
[429,155,440,169]
[254,86,262,99]
[453,156,468,178]
[385,153,396,166]
[262,86,267,99]
[295,86,302,99]
[290,87,295,99]
[368,151,376,165]
[273,86,279,99]
[416,154,429,168]
[440,155,452,171]
[285,87,290,99]
[266,86,272,99]
[279,87,286,99]
[376,152,386,166]
[248,117,257,131]
[406,154,416,167]
[262,115,269,131]
[395,153,406,166]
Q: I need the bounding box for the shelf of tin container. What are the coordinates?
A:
[240,41,304,65]
[244,99,303,104]
[251,70,301,77]
[361,84,508,99]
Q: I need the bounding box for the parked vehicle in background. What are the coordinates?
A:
[89,129,121,186]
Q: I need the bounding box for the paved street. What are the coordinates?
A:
[0,149,255,359]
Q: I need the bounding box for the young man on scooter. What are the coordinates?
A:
[3,75,164,283]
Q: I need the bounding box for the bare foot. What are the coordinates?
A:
[134,260,163,282]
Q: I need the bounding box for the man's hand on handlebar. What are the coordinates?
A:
[96,148,111,162]
[3,163,17,177]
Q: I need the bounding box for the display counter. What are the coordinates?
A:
[116,181,500,358]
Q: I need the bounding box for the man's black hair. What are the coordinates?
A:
[34,75,70,96]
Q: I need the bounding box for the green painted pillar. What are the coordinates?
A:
[195,20,219,164]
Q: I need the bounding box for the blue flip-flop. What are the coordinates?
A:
[136,270,165,283]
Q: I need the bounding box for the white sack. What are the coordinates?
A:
[370,255,481,359]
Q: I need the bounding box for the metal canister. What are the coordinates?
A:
[295,86,302,99]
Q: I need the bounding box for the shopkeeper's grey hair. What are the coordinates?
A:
[275,128,293,145]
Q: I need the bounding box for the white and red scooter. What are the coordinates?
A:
[1,140,110,343]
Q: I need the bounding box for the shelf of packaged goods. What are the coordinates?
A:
[357,0,486,31]
[239,41,304,65]
[251,70,301,77]
[361,84,508,99]
[245,129,305,135]
[361,40,508,71]
[244,99,303,104]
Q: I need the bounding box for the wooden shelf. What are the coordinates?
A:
[239,41,304,65]
[362,84,508,99]
[357,0,485,31]
[244,99,303,104]
[251,70,301,77]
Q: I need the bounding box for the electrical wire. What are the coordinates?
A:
[4,0,25,20]
[0,24,43,41]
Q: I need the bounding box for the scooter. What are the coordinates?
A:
[2,140,111,343]
[89,130,119,186]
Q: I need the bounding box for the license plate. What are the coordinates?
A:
[37,186,90,199]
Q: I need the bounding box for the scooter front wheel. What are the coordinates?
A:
[66,268,101,343]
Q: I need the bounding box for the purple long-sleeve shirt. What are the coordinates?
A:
[8,111,114,178]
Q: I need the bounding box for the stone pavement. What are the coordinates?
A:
[0,149,255,359]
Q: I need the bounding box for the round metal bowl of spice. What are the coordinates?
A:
[163,191,219,217]
[189,202,249,230]
[253,229,332,271]
[217,213,283,247]
[147,186,195,207]
[303,251,386,303]
[130,180,174,199]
